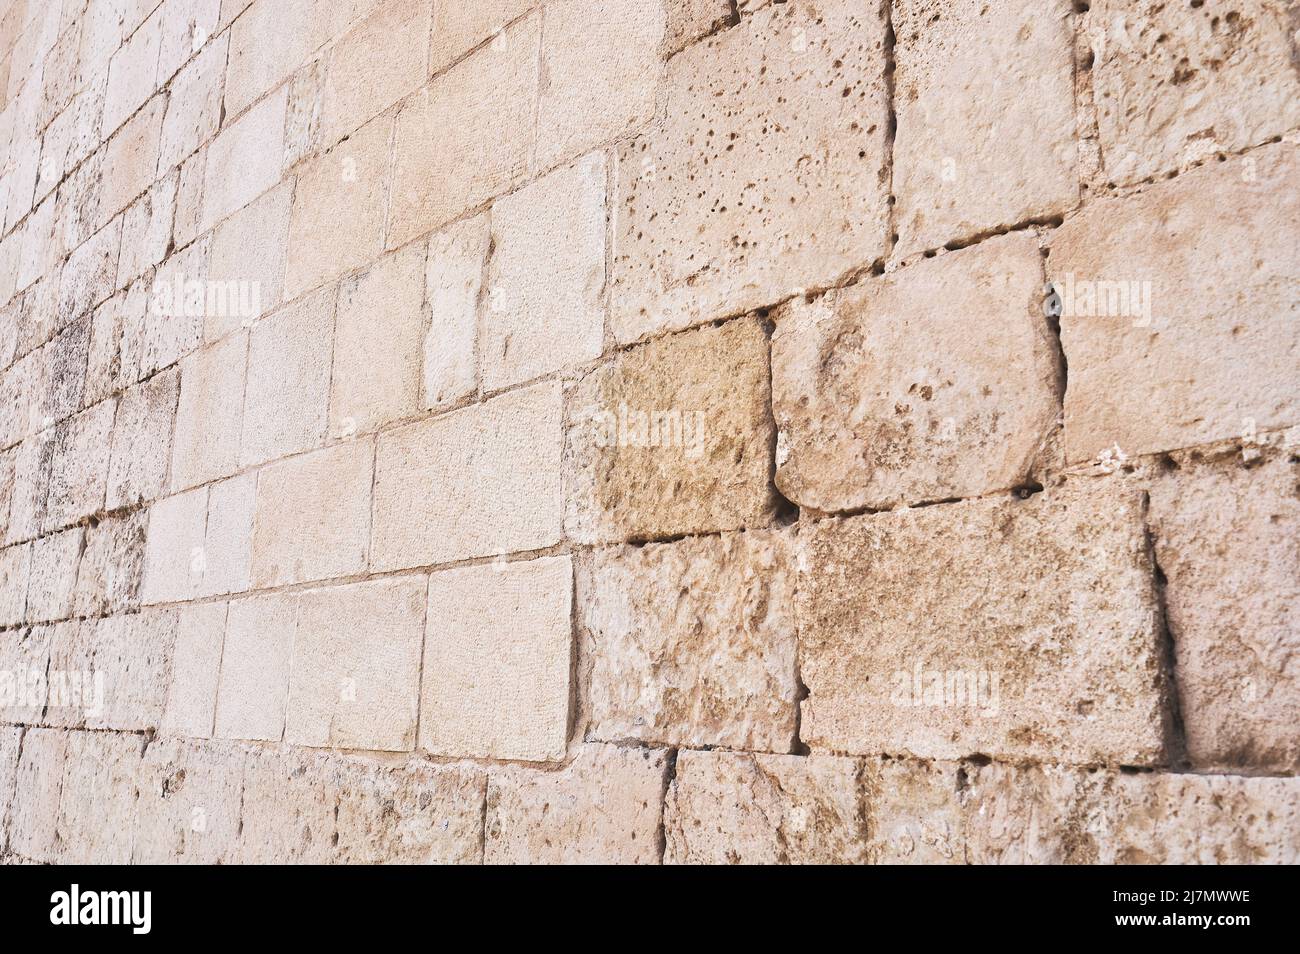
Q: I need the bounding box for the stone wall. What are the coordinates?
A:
[0,0,1297,864]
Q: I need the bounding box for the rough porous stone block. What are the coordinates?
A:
[421,556,572,762]
[133,738,246,864]
[565,317,777,543]
[773,234,1060,512]
[798,482,1169,765]
[609,0,890,344]
[1051,143,1299,462]
[233,746,339,863]
[84,608,177,732]
[664,750,866,864]
[45,398,115,530]
[578,529,797,752]
[106,367,179,509]
[24,527,83,623]
[8,728,66,861]
[71,511,147,616]
[486,743,668,864]
[56,730,144,864]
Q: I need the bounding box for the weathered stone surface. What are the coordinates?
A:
[1051,143,1300,462]
[250,439,373,587]
[486,743,668,864]
[117,174,176,285]
[330,243,425,437]
[158,31,227,173]
[482,153,606,390]
[287,577,424,752]
[373,381,562,569]
[71,511,147,616]
[232,745,338,863]
[0,544,31,627]
[1087,0,1300,186]
[170,332,247,491]
[202,84,286,229]
[798,482,1169,765]
[565,317,777,543]
[140,487,208,605]
[100,95,164,222]
[663,0,733,57]
[664,750,866,864]
[892,0,1077,258]
[223,0,316,118]
[422,557,571,762]
[101,4,161,136]
[45,398,115,529]
[389,13,538,246]
[84,608,176,732]
[214,592,296,742]
[422,212,488,409]
[429,0,534,75]
[133,737,246,864]
[106,368,179,509]
[609,0,890,344]
[24,527,82,623]
[773,234,1060,512]
[8,729,68,861]
[1149,453,1300,772]
[579,529,797,752]
[206,178,291,339]
[197,473,255,598]
[56,730,144,863]
[240,285,334,466]
[162,601,228,739]
[0,727,19,852]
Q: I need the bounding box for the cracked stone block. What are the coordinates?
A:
[45,398,115,530]
[422,212,488,409]
[892,0,1077,258]
[287,577,424,752]
[1051,142,1300,462]
[250,439,373,588]
[486,743,668,864]
[1087,0,1300,186]
[199,473,255,598]
[202,84,286,230]
[85,607,177,731]
[389,12,539,246]
[331,242,425,437]
[421,556,572,762]
[140,487,208,605]
[207,178,291,339]
[24,526,82,624]
[663,0,734,57]
[1149,453,1300,772]
[214,592,296,742]
[798,482,1169,765]
[240,284,333,466]
[664,750,867,864]
[482,152,606,390]
[171,332,247,491]
[578,529,798,752]
[373,380,563,569]
[134,737,246,864]
[609,0,891,344]
[774,233,1061,513]
[565,317,777,544]
[106,367,179,509]
[162,601,228,739]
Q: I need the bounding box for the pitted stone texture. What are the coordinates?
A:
[1149,454,1300,772]
[251,439,373,588]
[422,213,488,409]
[331,243,426,437]
[895,0,1075,256]
[389,13,539,246]
[71,510,147,616]
[214,592,296,742]
[1088,0,1300,185]
[162,601,228,739]
[485,743,668,864]
[535,0,665,169]
[0,544,31,628]
[372,381,562,569]
[56,730,144,864]
[579,529,797,752]
[106,368,179,509]
[664,750,867,864]
[609,0,890,344]
[1052,143,1300,462]
[865,757,972,864]
[798,482,1168,765]
[134,738,246,864]
[287,577,424,752]
[773,234,1060,513]
[565,317,777,544]
[421,557,572,762]
[45,399,115,531]
[24,527,82,623]
[84,609,177,732]
[233,746,339,863]
[482,152,606,390]
[171,332,247,491]
[663,0,734,56]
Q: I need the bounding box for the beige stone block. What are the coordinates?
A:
[202,83,286,228]
[134,737,245,863]
[31,316,88,429]
[45,398,115,529]
[173,146,206,247]
[891,0,1077,257]
[287,577,424,751]
[117,173,177,285]
[100,93,165,222]
[5,434,54,546]
[1051,143,1300,461]
[240,285,333,466]
[388,13,538,246]
[140,487,208,605]
[232,746,338,862]
[106,367,179,509]
[372,381,563,569]
[609,0,890,344]
[486,743,668,864]
[535,0,665,169]
[429,0,534,74]
[250,439,373,587]
[139,239,208,377]
[57,730,144,863]
[421,556,572,762]
[330,243,425,437]
[865,758,971,864]
[579,529,797,752]
[798,482,1169,765]
[156,0,221,83]
[482,152,605,390]
[214,592,296,741]
[23,526,82,623]
[71,511,148,616]
[223,0,317,117]
[162,601,227,739]
[170,331,246,490]
[1149,454,1300,772]
[284,112,390,298]
[8,728,65,862]
[422,212,488,409]
[662,0,734,57]
[158,31,227,173]
[565,317,777,544]
[773,234,1061,512]
[199,472,255,597]
[1088,0,1300,185]
[0,726,19,852]
[206,178,291,339]
[664,750,866,864]
[57,215,122,325]
[101,3,161,136]
[85,608,177,731]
